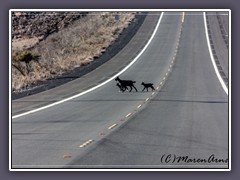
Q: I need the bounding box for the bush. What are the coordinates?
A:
[14,50,40,63]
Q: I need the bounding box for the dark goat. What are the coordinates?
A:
[115,76,138,92]
[141,82,155,92]
[116,83,128,92]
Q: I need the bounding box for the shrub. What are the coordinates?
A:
[12,50,40,76]
[14,50,40,63]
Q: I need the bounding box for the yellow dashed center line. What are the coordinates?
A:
[108,123,118,130]
[79,145,86,148]
[126,113,132,118]
[182,12,185,23]
[79,139,94,148]
[137,104,142,109]
[145,98,150,101]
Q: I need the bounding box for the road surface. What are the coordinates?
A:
[11,12,229,169]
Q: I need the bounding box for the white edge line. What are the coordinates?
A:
[12,12,165,119]
[203,12,228,95]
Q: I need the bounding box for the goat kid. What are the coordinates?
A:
[141,82,155,92]
[116,83,128,92]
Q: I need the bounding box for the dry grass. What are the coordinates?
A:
[12,12,136,92]
[12,37,40,52]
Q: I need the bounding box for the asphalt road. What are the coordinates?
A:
[11,12,229,169]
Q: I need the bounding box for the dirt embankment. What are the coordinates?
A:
[12,11,137,94]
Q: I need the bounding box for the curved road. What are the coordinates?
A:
[11,12,229,169]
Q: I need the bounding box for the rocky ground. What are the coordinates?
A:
[12,11,88,40]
